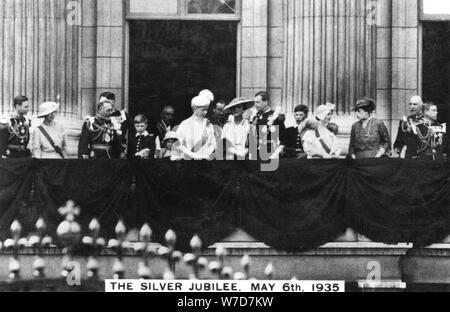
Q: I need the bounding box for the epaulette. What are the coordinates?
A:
[84,115,96,131]
[0,115,10,130]
[0,115,10,125]
[23,115,31,127]
[111,117,122,133]
[120,110,127,121]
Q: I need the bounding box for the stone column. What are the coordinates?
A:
[80,0,97,117]
[390,0,420,137]
[95,0,125,111]
[240,0,269,99]
[267,0,283,109]
[376,0,393,132]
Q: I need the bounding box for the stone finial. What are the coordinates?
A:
[183,234,208,280]
[209,245,231,280]
[234,254,251,280]
[135,223,155,279]
[165,229,177,249]
[30,218,52,278]
[56,201,82,277]
[158,229,182,280]
[108,220,131,279]
[4,220,26,280]
[264,262,274,280]
[82,218,105,279]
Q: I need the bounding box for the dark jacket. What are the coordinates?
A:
[416,121,446,161]
[0,115,31,158]
[394,114,424,159]
[284,124,307,158]
[253,110,287,157]
[78,116,123,159]
[349,118,391,159]
[127,132,156,159]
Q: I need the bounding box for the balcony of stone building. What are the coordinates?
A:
[32,114,356,159]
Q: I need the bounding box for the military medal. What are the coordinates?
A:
[261,126,268,134]
[104,133,111,143]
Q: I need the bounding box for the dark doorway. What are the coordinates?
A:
[129,20,237,125]
[422,22,450,124]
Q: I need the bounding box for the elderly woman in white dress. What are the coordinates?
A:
[176,95,217,160]
[31,102,67,159]
[302,103,341,159]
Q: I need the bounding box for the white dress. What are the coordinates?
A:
[176,115,216,160]
[221,117,250,160]
[31,121,67,159]
[302,125,340,159]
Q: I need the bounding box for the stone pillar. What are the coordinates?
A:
[95,0,125,111]
[80,0,125,117]
[267,0,283,109]
[390,0,420,136]
[376,0,393,132]
[240,0,268,99]
[80,0,97,118]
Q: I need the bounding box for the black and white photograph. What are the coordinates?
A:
[0,0,448,301]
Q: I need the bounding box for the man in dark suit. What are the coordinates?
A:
[155,105,175,156]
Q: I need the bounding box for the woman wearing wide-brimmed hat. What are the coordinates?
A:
[31,102,67,159]
[220,97,255,160]
[302,103,341,159]
[348,98,391,159]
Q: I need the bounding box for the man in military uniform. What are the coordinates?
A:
[78,100,124,159]
[393,95,425,159]
[416,102,447,161]
[251,91,287,160]
[99,92,133,154]
[0,96,32,158]
[285,105,309,159]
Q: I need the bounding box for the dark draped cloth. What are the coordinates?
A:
[0,159,448,252]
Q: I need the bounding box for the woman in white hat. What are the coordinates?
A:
[199,89,214,103]
[220,97,254,160]
[302,103,341,159]
[176,96,217,160]
[31,102,67,159]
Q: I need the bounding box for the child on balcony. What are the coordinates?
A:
[127,114,156,159]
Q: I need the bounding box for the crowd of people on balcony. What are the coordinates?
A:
[0,91,447,161]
